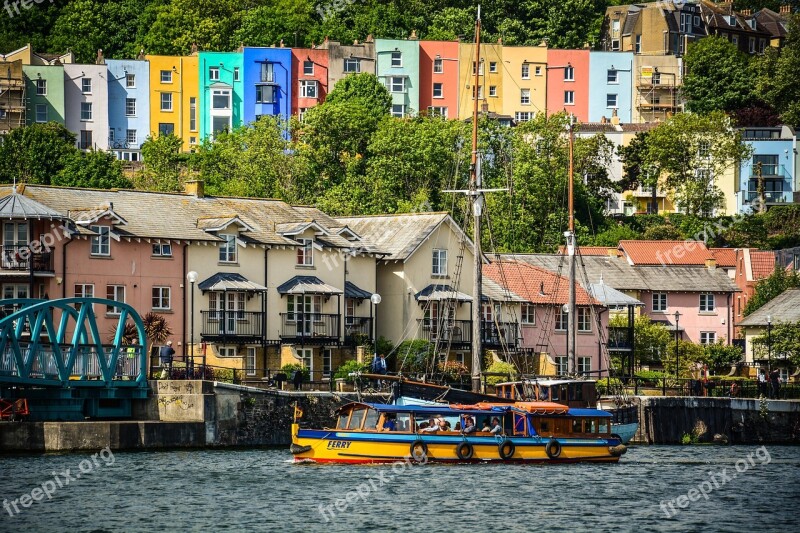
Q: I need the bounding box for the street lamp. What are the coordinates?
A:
[674,310,681,395]
[766,314,772,374]
[370,293,382,359]
[186,271,198,379]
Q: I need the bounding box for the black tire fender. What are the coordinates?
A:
[410,440,428,463]
[545,438,561,459]
[498,439,515,460]
[456,441,474,460]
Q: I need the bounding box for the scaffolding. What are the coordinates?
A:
[634,63,681,123]
[0,60,26,134]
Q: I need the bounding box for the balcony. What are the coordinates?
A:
[481,321,518,349]
[200,311,264,343]
[745,190,792,204]
[343,316,372,347]
[280,313,340,344]
[607,326,633,352]
[417,319,472,348]
[1,245,53,273]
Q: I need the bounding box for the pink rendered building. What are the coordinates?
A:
[546,49,589,122]
[419,40,460,119]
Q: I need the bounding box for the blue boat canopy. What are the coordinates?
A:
[339,402,612,418]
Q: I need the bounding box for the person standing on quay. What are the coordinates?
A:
[159,340,175,379]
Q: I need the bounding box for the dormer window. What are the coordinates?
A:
[219,234,237,263]
[90,225,110,256]
[297,239,313,266]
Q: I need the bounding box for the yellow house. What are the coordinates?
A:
[458,41,504,120]
[145,54,199,151]
[501,44,548,123]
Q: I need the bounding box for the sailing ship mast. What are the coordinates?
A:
[566,116,577,374]
[470,6,483,393]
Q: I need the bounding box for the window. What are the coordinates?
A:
[433,59,443,73]
[607,69,618,83]
[515,112,532,122]
[635,35,641,54]
[189,97,197,131]
[303,60,314,75]
[260,63,274,83]
[209,67,219,80]
[700,293,716,312]
[391,51,402,67]
[287,295,321,322]
[564,91,574,105]
[298,108,308,122]
[297,238,313,266]
[296,347,313,372]
[212,89,231,109]
[125,73,135,88]
[126,129,137,145]
[611,39,620,51]
[433,83,443,98]
[680,12,692,34]
[82,78,92,93]
[255,85,275,104]
[219,234,237,263]
[694,15,701,27]
[652,293,667,312]
[472,61,484,75]
[74,284,94,310]
[521,304,535,324]
[607,93,618,108]
[564,66,574,81]
[125,98,136,116]
[300,80,318,98]
[106,285,125,315]
[160,93,172,112]
[322,348,332,378]
[652,72,661,85]
[80,102,92,121]
[343,58,360,73]
[578,357,591,376]
[488,85,496,97]
[109,129,114,143]
[158,123,174,136]
[233,67,240,81]
[345,298,356,325]
[212,116,230,135]
[753,154,779,176]
[208,291,245,322]
[700,332,716,345]
[246,347,256,376]
[428,106,447,118]
[35,104,47,123]
[160,70,172,83]
[391,104,405,117]
[80,130,92,149]
[152,242,172,257]
[556,308,567,331]
[218,346,237,358]
[389,76,404,93]
[489,61,497,73]
[758,39,766,53]
[152,287,171,310]
[521,63,530,79]
[432,249,447,276]
[578,308,591,332]
[732,35,739,46]
[520,89,530,105]
[90,225,110,256]
[555,356,567,375]
[612,19,620,34]
[36,79,46,95]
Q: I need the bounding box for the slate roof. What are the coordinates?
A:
[277,276,342,295]
[737,288,800,327]
[482,276,526,303]
[344,281,372,299]
[197,272,267,292]
[483,261,600,306]
[754,8,789,41]
[414,284,472,302]
[558,245,620,257]
[587,280,644,307]
[619,240,713,266]
[0,192,68,220]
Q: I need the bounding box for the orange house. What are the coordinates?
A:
[546,49,589,122]
[418,40,460,120]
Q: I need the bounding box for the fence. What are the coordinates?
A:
[597,376,800,400]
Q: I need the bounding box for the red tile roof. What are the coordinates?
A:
[483,261,599,306]
[618,240,713,266]
[557,245,620,257]
[710,248,736,268]
[750,250,775,280]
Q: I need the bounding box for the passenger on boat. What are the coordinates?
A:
[420,417,440,432]
[481,420,491,432]
[488,417,502,435]
[382,415,397,431]
[462,415,476,434]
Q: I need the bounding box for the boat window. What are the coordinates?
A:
[364,409,380,431]
[550,387,559,401]
[347,408,366,430]
[586,419,597,434]
[513,414,527,436]
[572,419,583,433]
[539,420,550,434]
[395,412,411,432]
[337,412,349,429]
[599,420,609,434]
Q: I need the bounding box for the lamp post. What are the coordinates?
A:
[766,314,772,374]
[370,293,382,358]
[186,271,198,379]
[674,310,681,395]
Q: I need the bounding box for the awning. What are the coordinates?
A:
[587,281,644,307]
[652,320,685,333]
[277,275,342,295]
[415,284,472,302]
[345,281,372,299]
[198,272,267,292]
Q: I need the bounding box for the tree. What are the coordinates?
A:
[137,134,186,192]
[743,267,800,316]
[618,131,659,212]
[54,150,133,189]
[324,73,391,119]
[682,36,753,114]
[609,314,671,368]
[752,321,800,367]
[642,224,684,241]
[752,14,800,126]
[702,341,744,373]
[0,122,76,185]
[233,0,317,47]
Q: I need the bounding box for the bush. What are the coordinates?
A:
[635,370,668,385]
[395,340,434,375]
[334,360,370,383]
[281,363,310,382]
[437,360,468,382]
[484,361,517,385]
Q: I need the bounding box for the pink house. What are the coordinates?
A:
[419,40,460,119]
[546,49,589,121]
[291,47,329,118]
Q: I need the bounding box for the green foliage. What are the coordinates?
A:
[642,224,684,241]
[664,339,706,378]
[437,360,469,381]
[752,321,800,367]
[744,267,800,316]
[485,361,517,385]
[752,14,800,126]
[590,224,640,246]
[634,370,668,384]
[0,122,76,184]
[54,150,133,189]
[324,73,391,119]
[138,134,187,192]
[683,36,753,114]
[395,340,434,375]
[609,314,671,367]
[333,360,370,383]
[281,363,310,381]
[703,341,744,373]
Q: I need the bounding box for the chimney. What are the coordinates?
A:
[497,37,503,44]
[705,258,717,270]
[539,281,546,296]
[191,42,199,55]
[366,34,374,43]
[608,248,619,258]
[601,116,608,124]
[780,5,791,14]
[279,39,285,48]
[353,39,359,45]
[611,115,620,125]
[409,30,418,40]
[95,49,104,65]
[741,9,752,16]
[185,180,205,198]
[481,102,489,113]
[137,48,145,60]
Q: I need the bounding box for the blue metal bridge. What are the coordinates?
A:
[0,298,149,420]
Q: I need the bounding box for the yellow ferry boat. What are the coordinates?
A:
[290,401,627,464]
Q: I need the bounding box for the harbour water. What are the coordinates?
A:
[0,445,798,532]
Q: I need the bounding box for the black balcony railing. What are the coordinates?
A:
[200,311,264,342]
[1,245,53,272]
[280,313,340,343]
[344,316,372,346]
[607,326,634,351]
[417,319,472,347]
[481,321,518,348]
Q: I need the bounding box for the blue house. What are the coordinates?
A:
[587,51,633,124]
[242,47,292,126]
[106,59,150,161]
[737,126,797,213]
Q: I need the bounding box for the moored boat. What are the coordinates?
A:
[290,401,627,464]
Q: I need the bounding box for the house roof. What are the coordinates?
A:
[558,245,620,257]
[750,250,776,280]
[587,280,644,307]
[754,8,789,40]
[335,213,471,262]
[737,288,800,327]
[344,281,372,300]
[0,192,68,220]
[277,276,342,295]
[482,276,526,303]
[414,284,472,302]
[197,272,267,292]
[710,248,737,268]
[483,261,599,306]
[618,240,714,266]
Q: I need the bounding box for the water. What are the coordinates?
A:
[0,445,798,532]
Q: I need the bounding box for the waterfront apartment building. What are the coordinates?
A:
[64,63,109,151]
[198,51,244,142]
[501,44,548,124]
[376,38,420,117]
[146,54,200,151]
[418,40,460,120]
[546,49,589,122]
[291,47,329,119]
[458,41,504,120]
[318,38,376,93]
[23,65,65,126]
[242,47,292,125]
[106,59,150,161]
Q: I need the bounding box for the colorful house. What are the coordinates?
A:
[146,54,199,151]
[63,63,109,151]
[376,38,420,117]
[418,40,460,119]
[242,47,292,125]
[588,51,633,124]
[0,59,26,134]
[198,51,244,142]
[23,65,65,125]
[458,41,504,120]
[291,47,329,119]
[546,49,589,122]
[318,38,376,94]
[736,126,797,214]
[501,44,548,123]
[106,59,150,161]
[631,54,683,124]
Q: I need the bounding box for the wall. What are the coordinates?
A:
[106,59,150,158]
[146,54,200,151]
[501,45,548,122]
[242,47,292,124]
[418,40,459,119]
[588,51,633,123]
[23,65,65,125]
[546,49,589,122]
[375,38,419,116]
[63,64,109,150]
[322,40,376,92]
[631,54,682,124]
[640,289,733,344]
[291,48,328,117]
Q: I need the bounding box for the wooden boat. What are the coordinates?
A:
[290,401,627,464]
